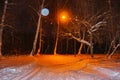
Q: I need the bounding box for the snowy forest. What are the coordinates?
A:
[0,0,120,57]
[1,0,120,80]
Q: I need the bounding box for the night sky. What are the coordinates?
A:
[0,0,120,55]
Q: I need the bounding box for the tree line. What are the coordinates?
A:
[0,0,120,58]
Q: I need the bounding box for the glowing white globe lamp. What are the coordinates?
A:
[41,8,49,16]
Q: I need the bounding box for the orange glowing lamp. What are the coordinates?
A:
[58,11,70,23]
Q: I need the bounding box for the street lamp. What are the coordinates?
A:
[41,8,49,16]
[58,11,70,24]
[54,10,70,55]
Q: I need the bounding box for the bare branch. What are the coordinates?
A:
[108,44,120,58]
[90,21,107,32]
[63,33,91,47]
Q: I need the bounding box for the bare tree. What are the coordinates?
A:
[0,0,8,56]
[105,0,119,58]
[30,0,45,56]
[60,14,107,57]
[89,21,107,57]
[107,32,120,58]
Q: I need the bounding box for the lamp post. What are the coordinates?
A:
[54,10,70,55]
[54,17,59,55]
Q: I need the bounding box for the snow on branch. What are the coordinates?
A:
[63,33,91,47]
[90,21,107,32]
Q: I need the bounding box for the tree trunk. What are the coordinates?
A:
[106,39,114,56]
[78,32,85,55]
[90,33,93,58]
[66,38,68,54]
[54,20,59,55]
[78,43,83,55]
[74,39,76,56]
[0,0,8,56]
[36,21,42,55]
[30,0,45,56]
[108,44,120,58]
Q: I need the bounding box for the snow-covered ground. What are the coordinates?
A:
[0,54,120,80]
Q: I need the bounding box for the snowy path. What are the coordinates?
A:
[0,55,120,80]
[13,65,41,80]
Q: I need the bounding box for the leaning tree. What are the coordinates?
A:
[30,0,45,56]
